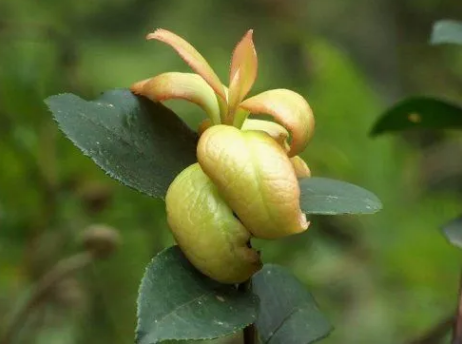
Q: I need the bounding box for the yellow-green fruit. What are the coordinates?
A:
[166,163,262,284]
[197,125,308,239]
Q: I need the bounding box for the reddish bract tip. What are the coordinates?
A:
[227,29,258,120]
[145,28,226,100]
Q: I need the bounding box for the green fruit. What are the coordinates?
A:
[197,125,308,239]
[166,163,262,284]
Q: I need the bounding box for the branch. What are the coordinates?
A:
[239,279,257,344]
[0,252,93,344]
[453,271,462,344]
[407,314,453,344]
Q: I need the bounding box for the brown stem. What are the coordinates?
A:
[239,279,257,344]
[453,272,462,344]
[407,314,453,344]
[0,252,93,344]
[243,322,257,344]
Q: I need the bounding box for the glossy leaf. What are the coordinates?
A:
[253,264,332,344]
[299,177,382,215]
[46,89,197,199]
[136,246,258,344]
[371,97,462,136]
[442,215,462,249]
[430,20,462,45]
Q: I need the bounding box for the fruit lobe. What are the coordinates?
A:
[197,125,308,239]
[166,163,262,283]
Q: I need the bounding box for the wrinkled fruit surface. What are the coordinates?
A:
[198,125,308,239]
[165,125,310,284]
[166,163,262,284]
[144,29,314,284]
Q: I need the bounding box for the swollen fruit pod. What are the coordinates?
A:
[197,125,308,239]
[132,28,315,284]
[166,163,262,284]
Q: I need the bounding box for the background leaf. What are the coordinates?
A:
[430,20,462,45]
[46,89,198,199]
[442,215,462,249]
[136,246,258,344]
[299,177,382,215]
[370,97,462,136]
[253,265,332,344]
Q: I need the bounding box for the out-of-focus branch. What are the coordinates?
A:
[0,225,120,344]
[452,272,462,344]
[0,252,93,344]
[407,271,462,344]
[407,314,453,344]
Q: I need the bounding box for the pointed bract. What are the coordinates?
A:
[227,30,258,121]
[131,72,221,124]
[147,29,226,100]
[240,89,315,157]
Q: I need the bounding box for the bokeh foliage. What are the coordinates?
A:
[1,0,462,343]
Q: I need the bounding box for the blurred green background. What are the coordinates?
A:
[1,0,462,343]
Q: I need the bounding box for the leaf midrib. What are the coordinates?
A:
[151,290,214,340]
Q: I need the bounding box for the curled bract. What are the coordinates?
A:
[132,29,315,283]
[130,28,314,150]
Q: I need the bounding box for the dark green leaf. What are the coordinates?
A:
[371,97,462,136]
[253,265,332,344]
[136,246,258,344]
[299,177,382,215]
[442,215,462,249]
[430,20,462,45]
[46,89,197,198]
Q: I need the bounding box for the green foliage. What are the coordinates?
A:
[47,86,383,343]
[137,249,333,344]
[370,97,462,135]
[4,2,462,344]
[431,20,462,46]
[299,177,382,215]
[45,90,197,198]
[442,216,462,249]
[253,265,332,344]
[47,90,382,217]
[136,246,258,344]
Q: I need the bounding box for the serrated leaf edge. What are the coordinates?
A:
[300,177,383,215]
[264,305,332,344]
[135,247,257,344]
[45,93,160,198]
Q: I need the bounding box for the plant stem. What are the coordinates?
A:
[0,252,93,344]
[407,314,453,344]
[453,271,462,344]
[243,322,257,344]
[239,279,257,344]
